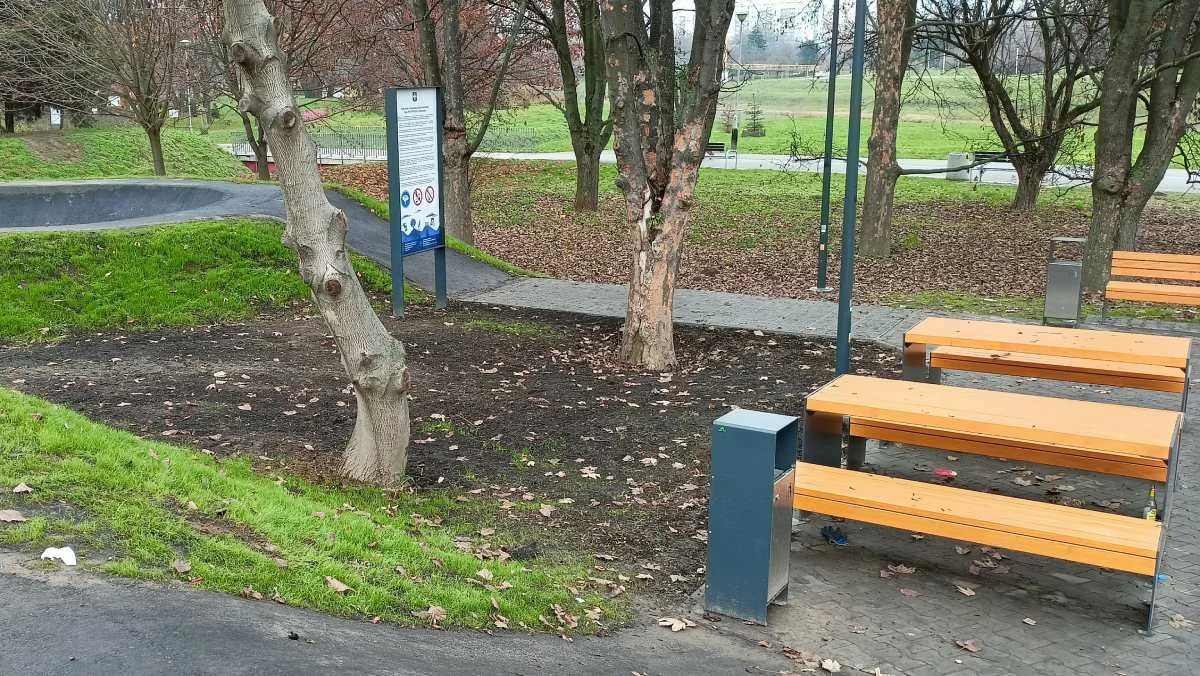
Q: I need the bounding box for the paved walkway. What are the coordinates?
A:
[222,143,1200,194]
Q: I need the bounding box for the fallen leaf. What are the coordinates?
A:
[899,588,919,597]
[237,403,252,411]
[324,576,352,594]
[415,605,448,625]
[12,483,33,494]
[821,658,841,673]
[480,528,495,537]
[0,509,26,523]
[955,639,981,653]
[1169,614,1195,629]
[1022,617,1037,626]
[172,560,192,574]
[594,553,616,561]
[1012,477,1033,487]
[656,616,695,632]
[887,563,915,575]
[954,546,971,555]
[538,504,556,517]
[477,568,494,581]
[241,586,264,600]
[956,585,977,597]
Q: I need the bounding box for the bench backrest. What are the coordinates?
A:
[1112,250,1200,282]
[705,142,725,151]
[973,151,1007,162]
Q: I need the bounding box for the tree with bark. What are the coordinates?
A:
[601,0,735,370]
[523,0,611,211]
[3,0,194,174]
[860,0,917,258]
[222,0,413,482]
[917,0,1105,213]
[1083,0,1200,290]
[197,0,366,180]
[403,0,531,244]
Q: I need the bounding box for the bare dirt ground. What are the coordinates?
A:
[0,304,896,600]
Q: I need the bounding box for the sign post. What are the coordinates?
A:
[384,86,448,318]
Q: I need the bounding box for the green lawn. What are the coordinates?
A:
[0,127,249,181]
[0,219,424,342]
[0,387,613,630]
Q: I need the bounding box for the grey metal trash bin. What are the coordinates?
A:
[1044,236,1085,326]
[704,409,797,625]
[946,152,970,181]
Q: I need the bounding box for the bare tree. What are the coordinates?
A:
[222,0,413,482]
[601,0,735,370]
[860,0,917,258]
[523,0,610,211]
[918,0,1105,212]
[1083,0,1200,290]
[406,0,530,244]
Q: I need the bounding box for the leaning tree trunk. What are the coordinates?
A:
[145,125,166,176]
[621,190,691,369]
[223,0,411,483]
[861,164,899,257]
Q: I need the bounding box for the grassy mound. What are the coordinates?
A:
[0,127,249,181]
[0,218,424,341]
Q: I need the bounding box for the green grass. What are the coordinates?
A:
[0,219,426,342]
[0,388,615,630]
[462,319,552,337]
[0,127,249,181]
[326,183,547,278]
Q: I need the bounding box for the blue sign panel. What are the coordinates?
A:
[388,87,444,257]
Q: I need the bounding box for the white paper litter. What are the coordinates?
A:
[40,546,77,566]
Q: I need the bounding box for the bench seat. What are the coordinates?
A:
[804,375,1180,481]
[1105,280,1200,306]
[929,345,1186,394]
[793,463,1161,576]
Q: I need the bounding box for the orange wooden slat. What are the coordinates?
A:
[806,375,1180,459]
[928,346,1186,392]
[1111,264,1200,282]
[1113,251,1200,265]
[904,317,1190,368]
[793,464,1160,569]
[850,421,1168,481]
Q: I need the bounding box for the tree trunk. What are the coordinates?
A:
[240,111,271,180]
[2,100,13,134]
[442,145,472,244]
[859,0,914,258]
[1010,160,1049,211]
[1082,188,1126,291]
[572,142,602,211]
[223,0,411,483]
[146,125,166,176]
[622,204,687,369]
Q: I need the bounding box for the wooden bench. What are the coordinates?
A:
[903,317,1192,412]
[1105,251,1200,316]
[705,141,727,157]
[793,462,1168,629]
[802,375,1181,482]
[800,374,1183,629]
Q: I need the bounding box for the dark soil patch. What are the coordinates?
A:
[18,132,84,163]
[0,304,897,600]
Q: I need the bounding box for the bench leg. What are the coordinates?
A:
[1100,298,1109,321]
[902,342,931,382]
[845,435,866,471]
[1181,364,1191,425]
[802,411,843,468]
[1148,428,1182,632]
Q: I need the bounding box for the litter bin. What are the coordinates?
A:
[946,152,970,181]
[704,409,797,625]
[1044,236,1085,326]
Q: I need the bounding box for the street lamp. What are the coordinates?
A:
[735,11,748,131]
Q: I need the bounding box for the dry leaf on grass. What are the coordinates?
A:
[476,568,494,581]
[172,560,192,574]
[0,509,26,523]
[415,605,448,625]
[12,483,33,494]
[324,576,352,594]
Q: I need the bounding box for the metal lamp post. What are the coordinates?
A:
[834,0,868,375]
[735,11,748,130]
[815,0,840,293]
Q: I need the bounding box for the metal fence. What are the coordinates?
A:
[221,125,551,158]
